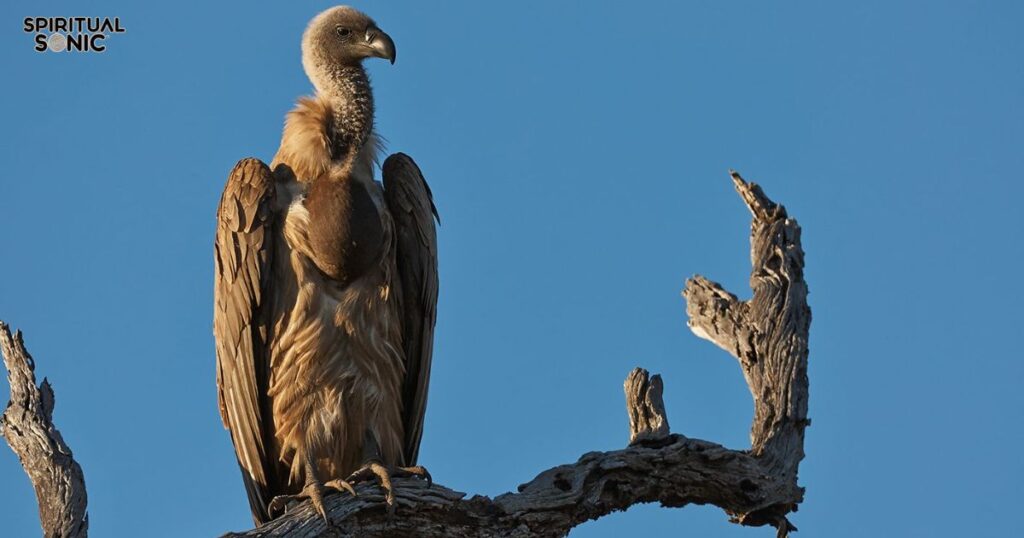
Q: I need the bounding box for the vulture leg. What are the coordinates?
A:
[266,456,355,522]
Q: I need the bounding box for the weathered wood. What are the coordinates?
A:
[684,173,810,452]
[683,171,810,533]
[1,322,88,538]
[624,367,670,445]
[223,434,797,538]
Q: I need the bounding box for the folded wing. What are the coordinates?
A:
[214,158,278,525]
[382,153,439,466]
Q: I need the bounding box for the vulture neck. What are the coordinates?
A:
[317,64,375,171]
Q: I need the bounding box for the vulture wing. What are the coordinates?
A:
[382,153,439,466]
[214,158,278,525]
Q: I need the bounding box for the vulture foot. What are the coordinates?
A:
[344,461,432,513]
[267,464,356,522]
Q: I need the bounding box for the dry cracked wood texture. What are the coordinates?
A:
[2,170,809,538]
[1,322,88,538]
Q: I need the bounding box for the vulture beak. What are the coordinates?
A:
[364,27,396,64]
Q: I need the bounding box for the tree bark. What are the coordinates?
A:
[1,323,88,538]
[624,368,670,445]
[2,171,809,538]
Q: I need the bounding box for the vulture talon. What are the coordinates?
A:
[267,480,329,522]
[344,461,433,513]
[324,478,358,497]
[396,465,432,488]
[347,462,395,509]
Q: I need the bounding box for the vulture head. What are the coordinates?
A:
[302,6,396,86]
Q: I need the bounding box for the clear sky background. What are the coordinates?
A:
[1,1,1022,536]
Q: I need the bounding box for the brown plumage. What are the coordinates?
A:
[213,6,437,525]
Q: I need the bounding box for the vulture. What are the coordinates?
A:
[213,6,438,525]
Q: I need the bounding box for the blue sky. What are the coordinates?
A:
[1,1,1022,536]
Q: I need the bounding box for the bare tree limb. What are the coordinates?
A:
[683,171,810,533]
[223,434,800,538]
[224,171,811,537]
[1,322,88,538]
[685,172,811,465]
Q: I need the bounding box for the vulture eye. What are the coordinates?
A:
[336,26,351,37]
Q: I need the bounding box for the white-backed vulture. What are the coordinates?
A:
[213,6,438,525]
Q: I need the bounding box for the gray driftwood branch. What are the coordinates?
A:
[3,171,809,538]
[224,171,811,538]
[1,322,88,538]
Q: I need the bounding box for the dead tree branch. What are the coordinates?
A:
[3,171,808,538]
[624,367,670,445]
[224,171,811,537]
[1,322,88,538]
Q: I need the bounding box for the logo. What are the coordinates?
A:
[24,17,125,53]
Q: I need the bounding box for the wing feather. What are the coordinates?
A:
[382,153,439,466]
[214,158,278,525]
